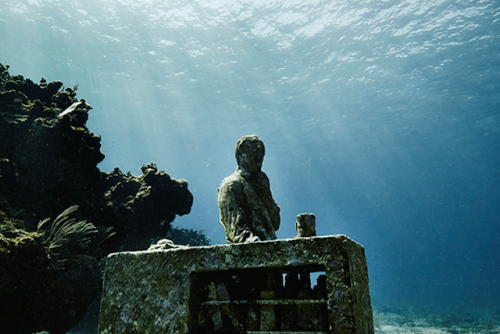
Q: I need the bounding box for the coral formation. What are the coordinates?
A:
[0,65,103,227]
[37,205,114,270]
[0,206,111,334]
[0,63,196,333]
[0,62,194,250]
[103,163,193,250]
[165,225,211,246]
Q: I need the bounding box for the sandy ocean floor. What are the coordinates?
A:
[374,307,500,334]
[36,306,500,334]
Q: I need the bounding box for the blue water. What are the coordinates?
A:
[1,0,499,313]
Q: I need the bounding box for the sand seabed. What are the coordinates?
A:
[374,307,500,334]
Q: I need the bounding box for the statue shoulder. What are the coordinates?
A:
[218,172,244,192]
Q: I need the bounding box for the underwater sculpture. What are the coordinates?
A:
[99,138,374,334]
[217,135,280,243]
[99,235,375,334]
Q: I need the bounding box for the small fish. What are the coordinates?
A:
[58,101,82,117]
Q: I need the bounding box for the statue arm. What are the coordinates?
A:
[257,172,280,231]
[218,178,260,243]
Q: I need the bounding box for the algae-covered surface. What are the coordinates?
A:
[99,235,374,334]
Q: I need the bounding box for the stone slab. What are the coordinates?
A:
[98,235,374,334]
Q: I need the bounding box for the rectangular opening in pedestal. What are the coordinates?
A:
[189,265,329,333]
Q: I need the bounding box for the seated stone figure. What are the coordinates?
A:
[218,135,280,243]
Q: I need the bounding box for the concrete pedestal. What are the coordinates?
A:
[98,235,374,334]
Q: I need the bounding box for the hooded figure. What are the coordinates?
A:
[217,135,280,243]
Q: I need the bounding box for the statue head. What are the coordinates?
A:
[235,135,265,174]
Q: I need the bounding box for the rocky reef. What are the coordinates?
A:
[0,63,195,333]
[0,65,104,229]
[0,206,110,334]
[103,163,193,250]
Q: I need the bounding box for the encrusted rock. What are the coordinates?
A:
[0,206,109,334]
[103,164,193,250]
[0,63,196,333]
[148,238,189,251]
[0,63,104,227]
[0,63,194,251]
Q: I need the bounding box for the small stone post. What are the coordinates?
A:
[296,213,316,237]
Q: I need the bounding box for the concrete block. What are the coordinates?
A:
[98,235,374,334]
